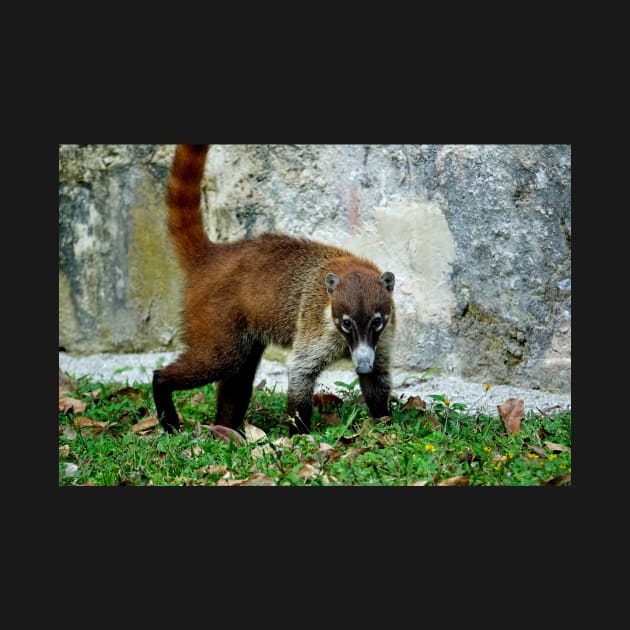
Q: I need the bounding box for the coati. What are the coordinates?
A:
[153,144,396,435]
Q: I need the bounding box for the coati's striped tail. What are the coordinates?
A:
[165,144,211,273]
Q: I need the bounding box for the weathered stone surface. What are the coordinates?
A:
[58,144,571,391]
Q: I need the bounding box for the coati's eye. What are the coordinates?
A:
[373,315,383,331]
[341,316,352,333]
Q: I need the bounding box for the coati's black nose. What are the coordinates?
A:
[355,363,373,375]
[352,344,375,374]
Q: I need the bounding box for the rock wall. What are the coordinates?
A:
[58,144,571,392]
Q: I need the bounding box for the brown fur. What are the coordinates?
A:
[153,144,396,434]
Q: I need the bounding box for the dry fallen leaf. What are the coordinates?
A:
[527,445,547,458]
[321,412,341,426]
[58,369,76,396]
[497,398,525,433]
[542,473,571,486]
[544,440,571,453]
[196,465,228,477]
[243,421,267,443]
[438,475,470,486]
[190,391,206,405]
[73,416,116,435]
[272,437,293,449]
[342,446,370,461]
[132,416,159,433]
[423,415,442,430]
[108,386,142,403]
[209,425,246,445]
[74,416,108,429]
[297,463,319,479]
[59,396,88,414]
[313,391,343,412]
[402,395,427,412]
[217,473,275,486]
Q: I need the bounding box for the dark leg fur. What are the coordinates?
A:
[286,359,329,435]
[358,369,392,418]
[153,347,259,433]
[215,343,265,428]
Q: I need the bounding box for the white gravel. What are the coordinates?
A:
[59,351,571,415]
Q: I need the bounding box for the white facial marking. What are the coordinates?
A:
[341,314,353,333]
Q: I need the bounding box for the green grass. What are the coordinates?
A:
[58,378,571,486]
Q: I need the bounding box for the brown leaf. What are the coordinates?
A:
[251,444,274,458]
[402,395,427,412]
[437,475,470,486]
[197,464,228,477]
[132,416,160,433]
[73,416,116,435]
[321,412,341,426]
[272,436,293,449]
[313,391,343,412]
[243,421,267,443]
[544,440,571,453]
[542,473,571,486]
[255,379,267,390]
[217,473,275,486]
[58,369,76,396]
[342,446,370,461]
[317,442,341,461]
[108,386,142,402]
[338,433,360,444]
[423,415,442,430]
[190,392,206,405]
[297,463,319,479]
[59,396,88,414]
[497,398,525,433]
[209,425,246,445]
[527,445,547,458]
[74,416,107,429]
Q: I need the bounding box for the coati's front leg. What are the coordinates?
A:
[286,366,318,434]
[358,344,393,418]
[358,370,392,418]
[286,335,343,434]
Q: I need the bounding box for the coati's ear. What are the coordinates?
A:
[380,271,395,292]
[325,273,340,295]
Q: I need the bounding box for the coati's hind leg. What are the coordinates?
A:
[153,350,228,433]
[215,342,265,429]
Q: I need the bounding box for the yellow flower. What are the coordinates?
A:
[484,383,492,391]
[494,464,502,471]
[527,453,539,459]
[548,454,557,461]
[483,446,491,453]
[424,444,436,452]
[507,452,514,459]
[443,398,450,406]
